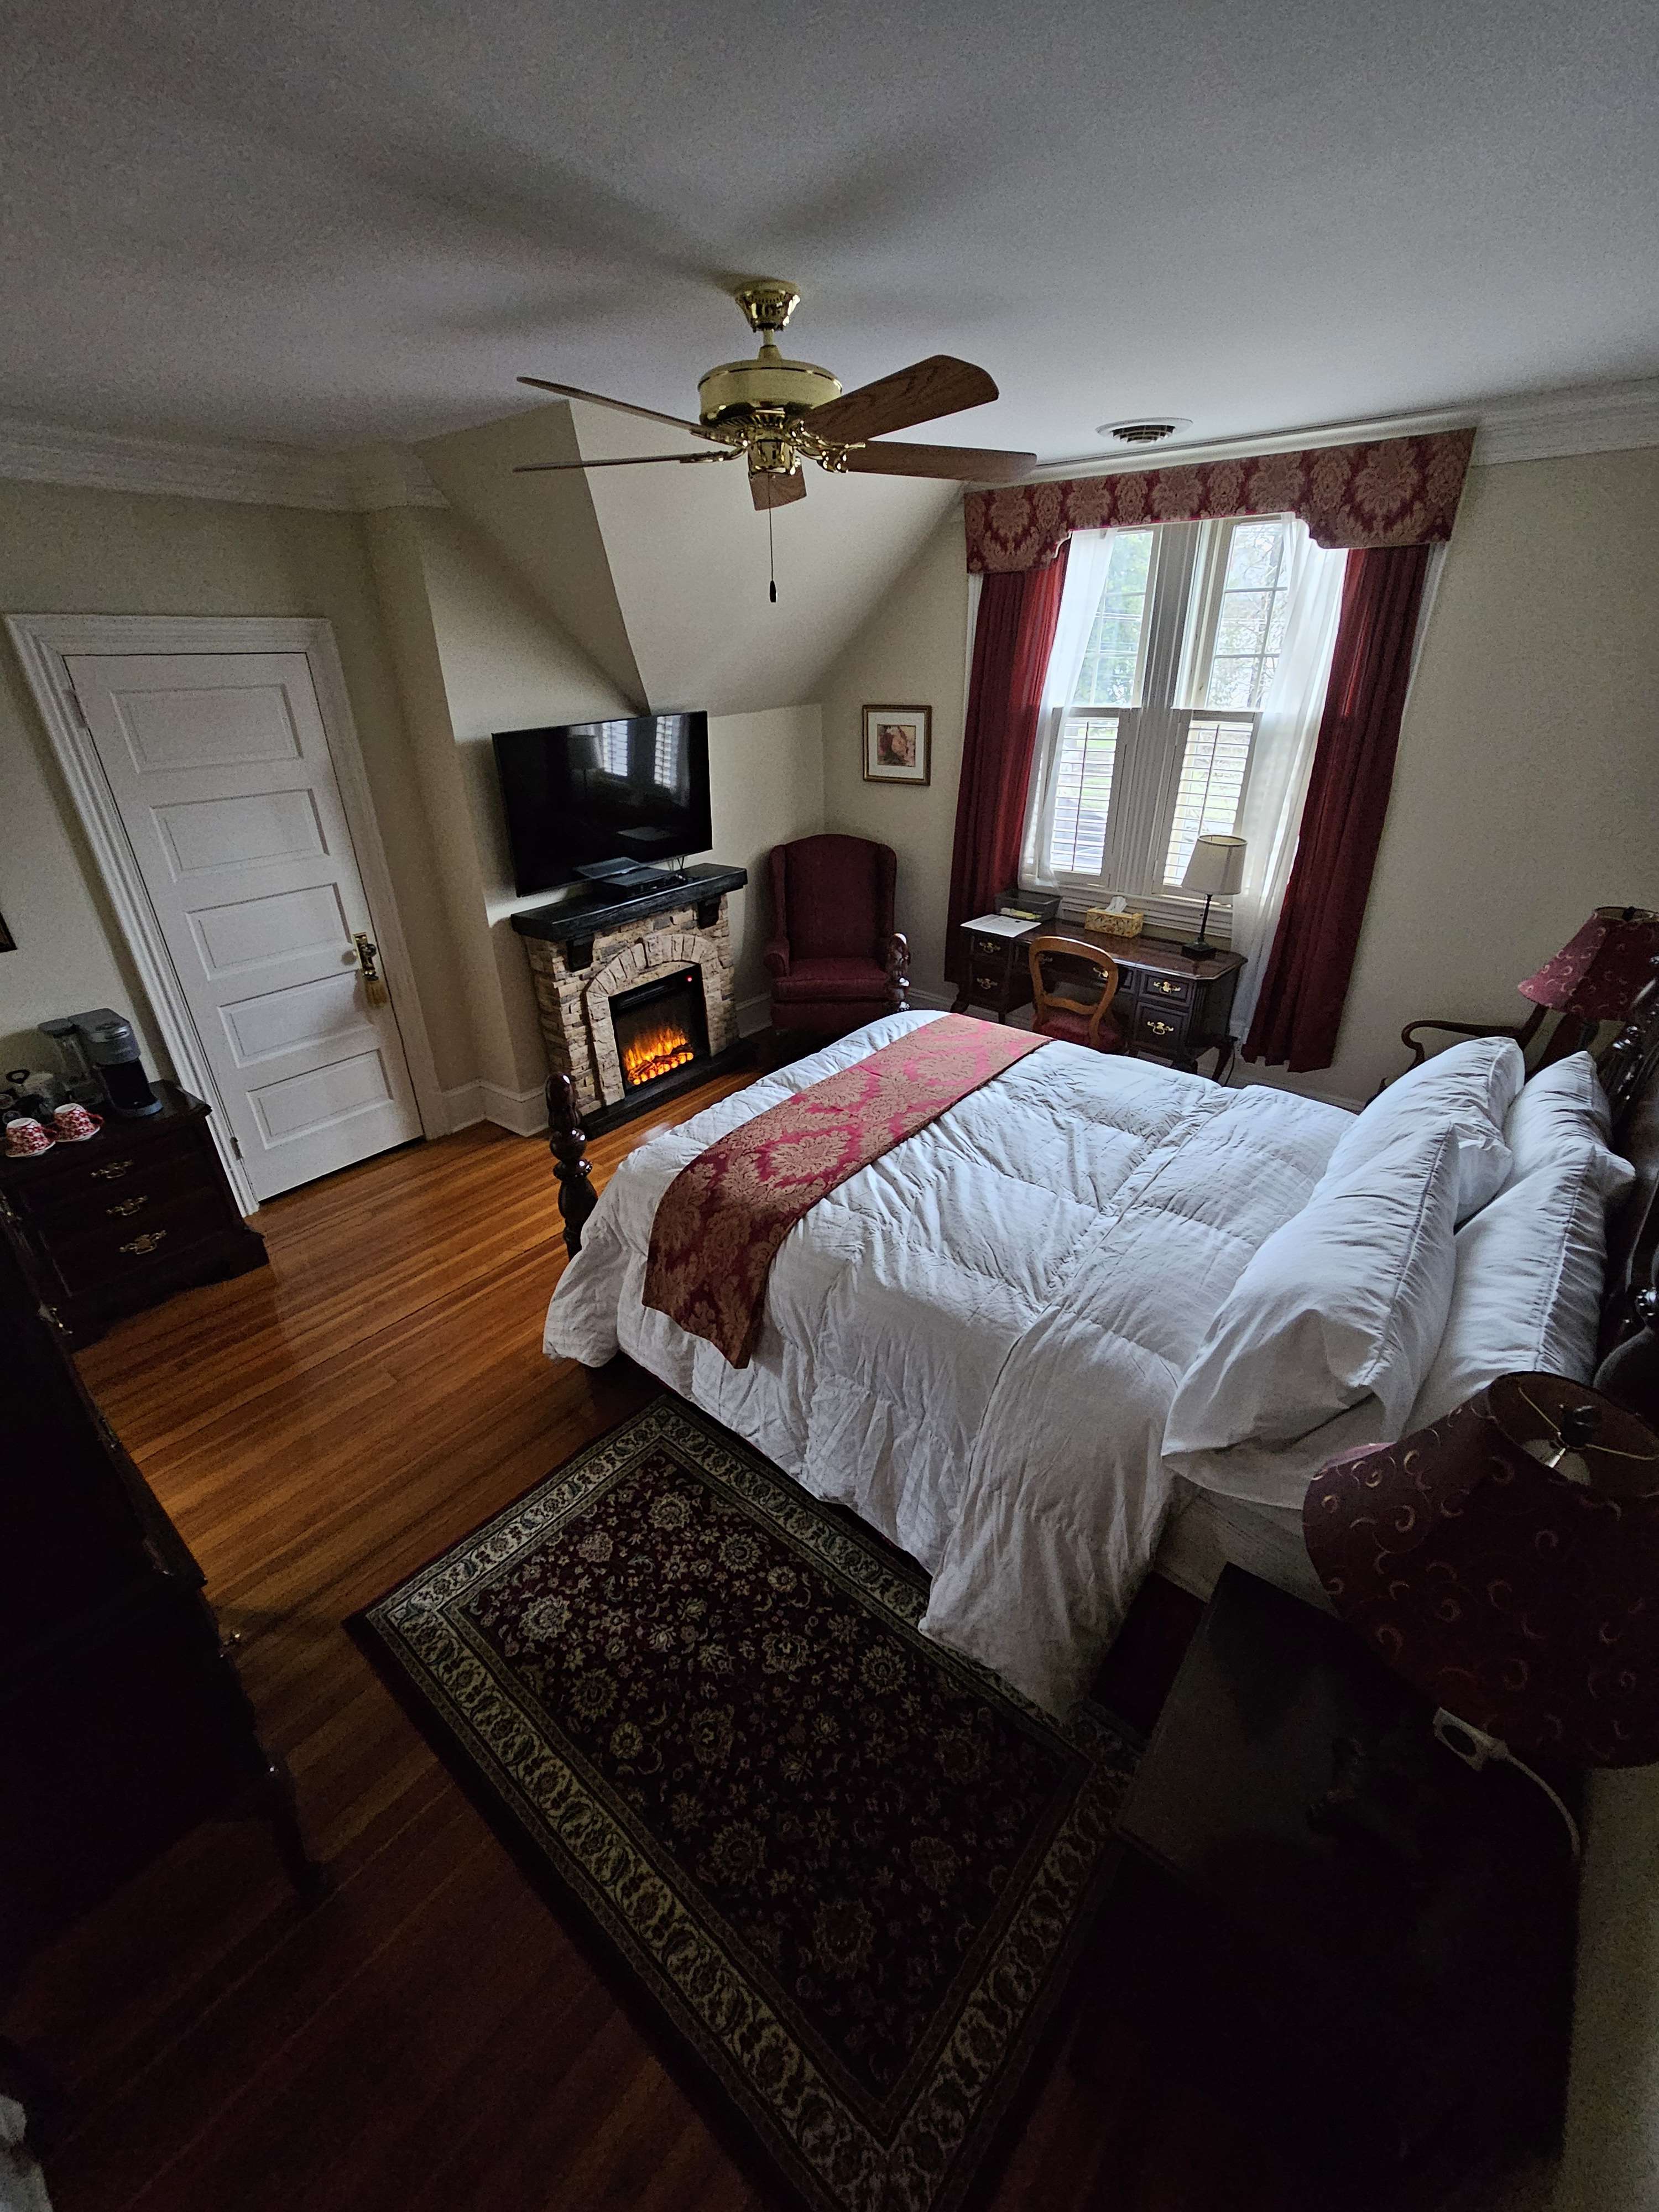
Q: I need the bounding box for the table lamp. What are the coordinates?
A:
[1180,834,1246,961]
[1517,906,1659,1053]
[1304,1373,1659,1857]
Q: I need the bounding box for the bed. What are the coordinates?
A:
[545,993,1659,1716]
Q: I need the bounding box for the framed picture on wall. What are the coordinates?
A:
[862,705,931,787]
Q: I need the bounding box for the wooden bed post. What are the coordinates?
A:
[545,1072,597,1259]
[885,931,911,1015]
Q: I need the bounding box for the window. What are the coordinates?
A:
[1025,515,1310,925]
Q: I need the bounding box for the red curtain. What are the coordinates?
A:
[1244,543,1433,1072]
[945,546,1070,979]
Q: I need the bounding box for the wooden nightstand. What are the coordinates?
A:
[0,1082,267,1345]
[952,921,1244,1077]
[1092,1567,1577,2195]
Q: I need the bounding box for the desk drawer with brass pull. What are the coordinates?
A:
[1135,1006,1184,1048]
[40,1191,233,1296]
[18,1136,207,1229]
[1140,973,1194,1007]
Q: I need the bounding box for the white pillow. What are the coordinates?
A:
[1408,1089,1633,1428]
[1322,1035,1524,1223]
[1164,1122,1461,1500]
[1503,1051,1613,1177]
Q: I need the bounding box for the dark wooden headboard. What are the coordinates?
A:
[1595,963,1659,1415]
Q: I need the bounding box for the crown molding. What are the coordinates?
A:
[0,415,446,512]
[1025,376,1659,483]
[1,373,1654,510]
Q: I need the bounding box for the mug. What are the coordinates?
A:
[4,1116,53,1157]
[51,1102,101,1141]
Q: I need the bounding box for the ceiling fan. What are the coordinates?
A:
[513,279,1036,514]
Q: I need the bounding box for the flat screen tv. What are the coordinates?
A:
[493,712,712,898]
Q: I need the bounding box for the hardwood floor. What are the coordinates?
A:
[1,1077,1536,2212]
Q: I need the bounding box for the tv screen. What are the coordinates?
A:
[493,712,712,898]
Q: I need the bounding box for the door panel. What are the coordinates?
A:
[189,884,352,976]
[109,682,305,771]
[66,651,424,1200]
[248,1051,393,1144]
[151,788,329,877]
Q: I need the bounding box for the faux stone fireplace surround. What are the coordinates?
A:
[510,865,749,1126]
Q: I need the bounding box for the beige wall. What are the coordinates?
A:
[813,455,1659,1081]
[380,506,637,1102]
[818,510,972,999]
[0,479,468,1089]
[705,705,827,1006]
[1317,448,1659,1100]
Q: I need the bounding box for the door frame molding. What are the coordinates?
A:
[6,613,448,1215]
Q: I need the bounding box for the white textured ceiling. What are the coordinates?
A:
[3,0,1656,461]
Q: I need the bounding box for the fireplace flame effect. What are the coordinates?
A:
[621,1018,697,1089]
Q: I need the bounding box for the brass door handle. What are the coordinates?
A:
[353,932,389,1007]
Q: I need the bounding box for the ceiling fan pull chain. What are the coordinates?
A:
[768,503,777,604]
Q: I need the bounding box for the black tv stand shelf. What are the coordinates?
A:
[510,863,747,966]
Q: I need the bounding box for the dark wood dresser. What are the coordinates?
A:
[0,1082,266,1345]
[953,921,1244,1076]
[0,1229,322,2000]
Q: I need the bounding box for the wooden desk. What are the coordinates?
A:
[953,922,1244,1078]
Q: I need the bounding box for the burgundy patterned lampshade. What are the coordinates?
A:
[1518,906,1659,1019]
[1304,1375,1659,1767]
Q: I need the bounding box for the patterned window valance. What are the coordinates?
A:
[963,427,1475,572]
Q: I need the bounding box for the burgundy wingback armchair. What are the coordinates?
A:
[765,834,910,1039]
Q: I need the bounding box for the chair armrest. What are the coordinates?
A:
[763,937,791,979]
[1399,1016,1531,1068]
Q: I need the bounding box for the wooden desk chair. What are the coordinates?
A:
[1027,934,1126,1053]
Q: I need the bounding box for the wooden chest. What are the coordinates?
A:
[0,1082,267,1345]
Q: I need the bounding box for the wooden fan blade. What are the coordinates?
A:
[518,375,718,441]
[840,441,1036,483]
[750,469,807,512]
[806,356,998,444]
[513,452,737,473]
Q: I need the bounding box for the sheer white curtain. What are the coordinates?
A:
[1228,529,1346,1040]
[1018,530,1115,883]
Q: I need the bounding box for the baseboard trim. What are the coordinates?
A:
[737,994,771,1039]
[441,1080,547,1138]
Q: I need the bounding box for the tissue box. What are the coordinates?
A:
[1084,904,1144,939]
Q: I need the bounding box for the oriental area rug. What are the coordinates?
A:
[351,1397,1138,2212]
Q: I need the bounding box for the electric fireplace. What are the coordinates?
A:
[608,966,710,1098]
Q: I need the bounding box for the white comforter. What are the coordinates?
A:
[545,1011,1351,1713]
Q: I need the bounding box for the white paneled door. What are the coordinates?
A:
[65,651,424,1201]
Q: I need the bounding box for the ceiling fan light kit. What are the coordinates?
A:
[513,280,1039,529]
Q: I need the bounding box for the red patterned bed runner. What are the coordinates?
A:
[644,1015,1050,1368]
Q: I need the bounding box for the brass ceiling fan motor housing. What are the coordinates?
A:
[698,279,842,450]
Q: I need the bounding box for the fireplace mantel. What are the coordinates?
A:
[510,863,747,970]
[511,864,752,1132]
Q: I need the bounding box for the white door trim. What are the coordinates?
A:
[5,613,448,1214]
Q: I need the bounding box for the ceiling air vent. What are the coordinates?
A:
[1097,417,1192,446]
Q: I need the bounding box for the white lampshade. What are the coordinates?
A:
[1181,833,1247,897]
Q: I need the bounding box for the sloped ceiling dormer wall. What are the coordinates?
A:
[415,400,955,716]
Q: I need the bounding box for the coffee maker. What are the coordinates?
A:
[40,1010,162,1118]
